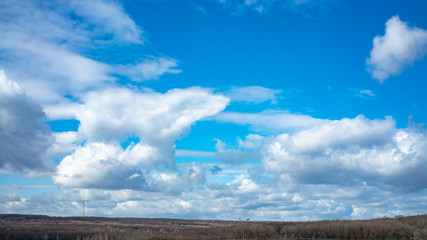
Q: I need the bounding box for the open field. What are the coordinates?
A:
[1,214,426,240]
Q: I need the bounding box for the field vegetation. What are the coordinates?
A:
[1,214,426,239]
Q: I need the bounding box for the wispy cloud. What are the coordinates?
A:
[117,57,181,82]
[351,89,376,100]
[213,110,328,133]
[223,86,282,104]
[0,0,177,107]
[284,0,337,19]
[216,0,337,17]
[176,150,216,158]
[69,0,143,44]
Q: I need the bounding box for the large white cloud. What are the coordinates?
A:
[77,87,229,143]
[54,87,229,189]
[262,115,427,191]
[367,16,427,82]
[0,70,53,173]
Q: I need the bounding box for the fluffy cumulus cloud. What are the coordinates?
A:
[54,87,229,190]
[367,15,427,82]
[77,87,229,144]
[54,142,206,193]
[54,142,149,190]
[262,115,427,191]
[0,70,53,174]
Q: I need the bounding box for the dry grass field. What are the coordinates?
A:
[1,214,426,240]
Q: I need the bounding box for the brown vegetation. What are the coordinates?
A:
[1,214,426,239]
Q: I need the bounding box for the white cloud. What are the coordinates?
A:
[217,0,275,14]
[43,102,81,120]
[0,0,176,108]
[0,70,53,174]
[238,134,265,149]
[367,15,427,82]
[228,175,261,194]
[77,87,229,144]
[216,0,335,17]
[54,87,229,190]
[352,89,376,100]
[54,142,153,190]
[213,110,328,133]
[285,0,334,18]
[262,115,427,191]
[0,0,115,103]
[118,57,182,81]
[54,142,206,193]
[224,86,282,104]
[45,131,80,158]
[69,0,143,44]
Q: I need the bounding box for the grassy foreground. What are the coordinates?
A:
[1,214,426,239]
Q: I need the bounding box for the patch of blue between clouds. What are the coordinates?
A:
[120,136,141,148]
[46,119,80,132]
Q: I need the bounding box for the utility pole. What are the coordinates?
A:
[239,218,249,240]
[56,221,59,240]
[82,190,85,240]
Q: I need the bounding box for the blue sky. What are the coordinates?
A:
[1,0,427,221]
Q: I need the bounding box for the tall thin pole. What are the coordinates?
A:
[240,218,249,240]
[243,222,245,240]
[82,190,85,240]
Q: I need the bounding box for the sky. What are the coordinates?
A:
[1,0,427,221]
